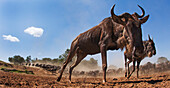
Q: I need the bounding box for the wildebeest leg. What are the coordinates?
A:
[100,44,107,83]
[99,33,116,83]
[127,60,136,79]
[69,49,87,83]
[57,46,78,82]
[137,60,141,78]
[127,47,136,79]
[127,60,132,78]
[124,54,128,77]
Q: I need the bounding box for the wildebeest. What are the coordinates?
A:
[57,4,149,83]
[35,63,39,67]
[86,70,99,77]
[124,35,156,78]
[34,63,61,74]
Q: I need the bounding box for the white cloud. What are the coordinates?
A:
[24,26,44,37]
[2,35,20,42]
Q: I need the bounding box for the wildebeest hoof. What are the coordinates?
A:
[113,78,117,80]
[125,74,127,77]
[69,80,72,84]
[102,80,107,84]
[126,77,130,80]
[57,77,61,82]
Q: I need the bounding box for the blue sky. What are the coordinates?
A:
[0,0,169,68]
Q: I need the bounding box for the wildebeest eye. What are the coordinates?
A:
[149,47,152,50]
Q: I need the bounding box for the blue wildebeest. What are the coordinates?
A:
[57,4,150,83]
[124,35,156,78]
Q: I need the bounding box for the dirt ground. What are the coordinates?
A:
[0,70,169,88]
[0,61,169,88]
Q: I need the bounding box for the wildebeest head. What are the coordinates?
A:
[144,35,156,57]
[111,4,149,55]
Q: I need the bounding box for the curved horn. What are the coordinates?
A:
[111,4,117,18]
[136,5,145,18]
[148,34,151,41]
[111,4,125,25]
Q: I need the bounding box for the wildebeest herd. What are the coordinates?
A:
[25,63,61,74]
[24,61,170,79]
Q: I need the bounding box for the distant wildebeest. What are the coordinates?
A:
[79,71,85,75]
[124,35,156,78]
[28,63,31,66]
[107,69,116,75]
[35,63,39,67]
[86,70,99,77]
[34,63,61,74]
[57,4,149,83]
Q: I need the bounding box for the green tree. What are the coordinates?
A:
[26,56,31,63]
[52,58,58,63]
[14,55,25,65]
[157,57,169,63]
[9,55,25,65]
[58,49,70,63]
[56,49,77,65]
[58,49,70,60]
[8,57,13,63]
[42,58,52,63]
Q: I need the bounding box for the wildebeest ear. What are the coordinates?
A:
[148,34,151,41]
[140,15,149,24]
[112,16,125,26]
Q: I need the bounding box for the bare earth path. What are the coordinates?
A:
[0,70,169,88]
